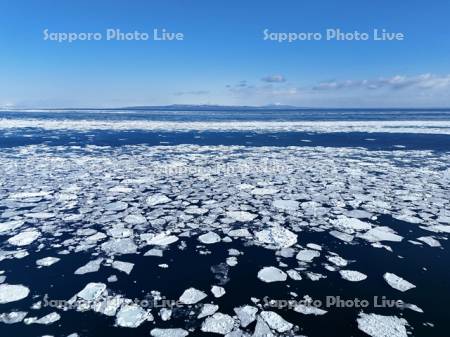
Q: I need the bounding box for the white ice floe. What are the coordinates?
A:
[358,227,403,243]
[383,273,416,292]
[339,270,367,282]
[211,286,226,298]
[257,267,287,283]
[226,211,257,222]
[144,248,164,257]
[74,259,103,275]
[112,260,134,274]
[331,216,372,232]
[34,312,60,325]
[0,220,24,233]
[254,226,297,249]
[287,269,302,280]
[234,305,258,328]
[272,199,299,211]
[159,308,172,321]
[357,313,408,337]
[293,304,327,315]
[296,249,320,262]
[150,328,189,337]
[124,214,146,225]
[101,238,138,255]
[36,257,60,267]
[179,287,208,305]
[76,282,106,301]
[0,284,30,304]
[198,304,219,319]
[146,194,171,206]
[201,312,235,335]
[8,229,40,246]
[417,236,441,247]
[251,188,278,195]
[260,311,293,333]
[0,311,28,324]
[144,233,179,246]
[199,232,221,244]
[116,304,150,328]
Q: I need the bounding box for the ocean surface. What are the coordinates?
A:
[0,108,449,337]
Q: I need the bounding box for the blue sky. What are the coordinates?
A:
[1,0,449,108]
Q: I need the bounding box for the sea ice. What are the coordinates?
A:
[179,287,208,304]
[199,232,221,244]
[8,229,40,246]
[296,249,320,262]
[234,305,257,327]
[254,226,297,249]
[357,313,408,337]
[150,328,189,337]
[36,257,60,267]
[201,313,235,335]
[383,273,416,292]
[112,260,134,274]
[211,286,226,298]
[116,304,149,328]
[339,270,367,282]
[0,284,30,304]
[272,199,299,211]
[257,267,287,283]
[260,311,293,333]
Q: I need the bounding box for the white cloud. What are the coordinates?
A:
[261,74,286,83]
[313,73,450,91]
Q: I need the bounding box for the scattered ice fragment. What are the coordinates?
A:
[251,188,278,195]
[0,220,24,233]
[179,287,207,304]
[296,249,320,262]
[116,304,149,328]
[383,273,416,292]
[234,305,257,328]
[76,282,106,301]
[35,312,60,325]
[74,259,103,275]
[201,313,235,335]
[101,238,138,255]
[145,233,179,246]
[150,328,189,337]
[331,216,372,232]
[8,229,40,246]
[198,304,219,319]
[260,311,293,333]
[254,226,297,249]
[358,227,403,243]
[0,311,28,324]
[159,308,172,321]
[226,211,257,222]
[417,236,441,247]
[287,269,302,280]
[199,232,221,244]
[36,257,60,267]
[144,248,164,257]
[357,313,408,337]
[124,214,146,225]
[0,284,30,304]
[112,260,134,275]
[272,199,299,211]
[257,267,287,283]
[329,230,354,242]
[293,304,327,316]
[339,270,367,282]
[146,194,171,206]
[211,286,226,298]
